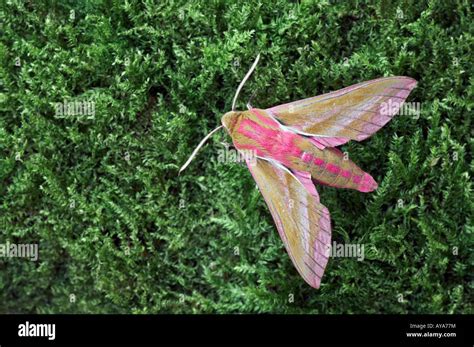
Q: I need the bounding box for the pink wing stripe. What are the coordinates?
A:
[313,207,331,283]
[289,169,332,288]
[291,169,320,201]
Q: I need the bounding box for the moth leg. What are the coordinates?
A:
[220,141,233,150]
[246,90,258,110]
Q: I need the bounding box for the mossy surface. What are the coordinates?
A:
[0,0,472,313]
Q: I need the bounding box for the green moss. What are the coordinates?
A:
[0,0,472,313]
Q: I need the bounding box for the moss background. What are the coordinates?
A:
[0,0,472,313]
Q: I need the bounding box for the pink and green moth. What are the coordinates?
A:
[180,54,417,288]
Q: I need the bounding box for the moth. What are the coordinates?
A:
[180,54,417,288]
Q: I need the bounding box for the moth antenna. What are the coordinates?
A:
[232,53,260,111]
[246,89,258,110]
[179,125,224,174]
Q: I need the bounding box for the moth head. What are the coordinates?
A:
[221,111,242,134]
